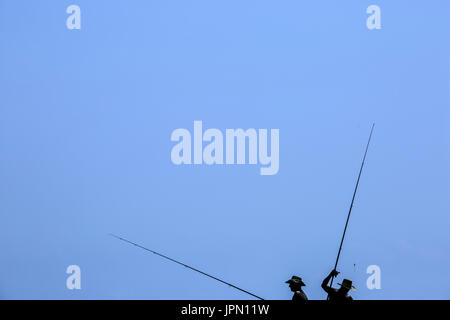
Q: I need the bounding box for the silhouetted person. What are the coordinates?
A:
[322,269,354,301]
[286,275,308,301]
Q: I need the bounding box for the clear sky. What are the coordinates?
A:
[1,1,449,299]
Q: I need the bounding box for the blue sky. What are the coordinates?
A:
[1,1,449,299]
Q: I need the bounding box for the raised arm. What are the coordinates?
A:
[321,269,339,294]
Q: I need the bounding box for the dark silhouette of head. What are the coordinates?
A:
[286,275,306,292]
[337,279,355,295]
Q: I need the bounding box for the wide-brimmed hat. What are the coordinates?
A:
[338,279,356,291]
[285,275,306,286]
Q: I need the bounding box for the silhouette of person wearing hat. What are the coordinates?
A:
[321,270,354,301]
[286,275,308,301]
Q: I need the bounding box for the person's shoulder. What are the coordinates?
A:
[294,291,308,300]
[326,288,339,297]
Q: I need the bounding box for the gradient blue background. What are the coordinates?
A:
[1,0,449,299]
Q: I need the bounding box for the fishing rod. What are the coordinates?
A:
[330,124,375,287]
[109,233,264,300]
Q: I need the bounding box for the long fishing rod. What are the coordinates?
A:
[109,234,264,300]
[330,124,375,287]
